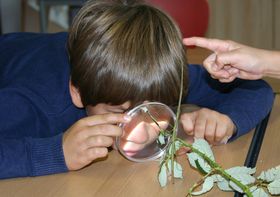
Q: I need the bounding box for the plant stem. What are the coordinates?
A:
[187,171,214,196]
[171,62,185,183]
[177,138,253,197]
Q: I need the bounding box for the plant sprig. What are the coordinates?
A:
[149,63,280,196]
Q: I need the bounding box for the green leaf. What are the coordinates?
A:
[250,187,269,197]
[227,166,256,175]
[192,138,215,161]
[174,140,181,151]
[267,179,280,195]
[167,141,181,155]
[211,174,224,182]
[215,167,256,193]
[249,186,258,193]
[229,181,244,193]
[187,152,211,173]
[216,177,233,191]
[195,159,208,175]
[258,165,280,182]
[187,139,215,174]
[226,166,256,193]
[157,133,165,145]
[167,160,183,179]
[158,163,168,187]
[192,176,214,195]
[242,186,258,196]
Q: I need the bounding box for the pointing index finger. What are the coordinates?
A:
[183,37,231,52]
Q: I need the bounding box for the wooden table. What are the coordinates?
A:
[0,132,254,197]
[255,94,280,175]
[0,47,277,197]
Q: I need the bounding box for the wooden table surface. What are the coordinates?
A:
[0,132,254,197]
[0,47,278,197]
[255,94,280,175]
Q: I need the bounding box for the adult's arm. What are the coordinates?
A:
[184,37,280,81]
[184,64,274,140]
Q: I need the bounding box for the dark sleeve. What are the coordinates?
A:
[184,64,274,140]
[0,32,71,179]
[0,91,68,179]
[0,134,67,179]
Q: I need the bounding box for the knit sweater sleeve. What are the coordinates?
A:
[184,64,274,140]
[0,32,71,179]
[0,134,67,179]
[0,91,68,179]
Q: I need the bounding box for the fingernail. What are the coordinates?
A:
[124,115,131,122]
[221,136,230,144]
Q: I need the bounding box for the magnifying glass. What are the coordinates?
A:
[116,102,176,162]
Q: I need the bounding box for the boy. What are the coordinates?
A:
[0,0,273,179]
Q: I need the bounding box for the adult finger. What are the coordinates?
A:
[203,53,219,71]
[183,37,231,52]
[219,75,237,83]
[227,67,240,75]
[215,49,242,70]
[203,54,231,78]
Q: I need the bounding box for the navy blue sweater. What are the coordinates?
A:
[0,33,274,179]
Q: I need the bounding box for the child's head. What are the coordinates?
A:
[68,0,188,108]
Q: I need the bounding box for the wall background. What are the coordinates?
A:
[0,0,21,33]
[28,0,69,29]
[206,0,280,50]
[1,0,279,50]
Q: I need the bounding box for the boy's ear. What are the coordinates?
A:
[69,80,84,108]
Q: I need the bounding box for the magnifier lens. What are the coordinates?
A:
[116,102,176,162]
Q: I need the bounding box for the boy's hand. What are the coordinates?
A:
[180,108,236,145]
[62,113,130,170]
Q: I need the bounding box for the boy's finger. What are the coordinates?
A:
[86,135,114,148]
[87,147,108,161]
[82,113,131,126]
[84,124,123,137]
[180,113,196,135]
[220,136,231,145]
[214,123,227,143]
[204,119,217,144]
[193,114,207,139]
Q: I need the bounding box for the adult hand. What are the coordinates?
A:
[183,37,267,82]
[63,113,130,170]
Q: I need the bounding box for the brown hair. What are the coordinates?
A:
[68,0,188,108]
